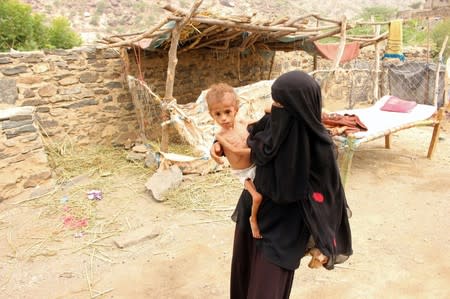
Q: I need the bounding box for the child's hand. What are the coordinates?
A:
[210,141,224,164]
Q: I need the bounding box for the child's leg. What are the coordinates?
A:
[244,178,263,239]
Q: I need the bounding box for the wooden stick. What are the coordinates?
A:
[84,263,93,298]
[99,16,170,48]
[92,288,114,299]
[433,35,448,107]
[427,107,445,158]
[332,16,347,70]
[161,0,203,152]
[373,16,381,103]
[168,15,299,33]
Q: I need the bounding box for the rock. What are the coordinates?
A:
[132,144,148,153]
[113,225,159,249]
[145,165,183,202]
[0,78,18,105]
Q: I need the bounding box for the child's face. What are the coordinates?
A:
[208,92,238,129]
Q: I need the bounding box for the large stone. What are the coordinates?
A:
[2,119,34,129]
[1,65,28,76]
[21,99,47,106]
[59,86,81,95]
[4,124,37,138]
[32,63,49,73]
[0,78,18,105]
[0,106,34,121]
[113,225,159,249]
[145,165,183,202]
[23,170,52,188]
[59,77,79,86]
[63,99,98,109]
[79,71,98,83]
[0,57,12,64]
[23,88,36,98]
[22,53,45,63]
[38,84,58,97]
[16,76,42,84]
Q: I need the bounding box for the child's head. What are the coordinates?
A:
[206,83,239,129]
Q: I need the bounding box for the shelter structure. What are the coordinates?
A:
[99,0,390,152]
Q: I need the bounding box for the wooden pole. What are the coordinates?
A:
[160,0,203,152]
[433,35,448,107]
[445,57,450,109]
[425,17,430,103]
[373,16,381,103]
[332,16,347,70]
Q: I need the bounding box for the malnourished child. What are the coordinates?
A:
[206,83,264,239]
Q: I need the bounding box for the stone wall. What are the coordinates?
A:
[0,47,139,147]
[129,49,275,104]
[0,107,52,202]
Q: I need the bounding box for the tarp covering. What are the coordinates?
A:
[313,41,361,63]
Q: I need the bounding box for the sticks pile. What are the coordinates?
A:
[98,0,389,53]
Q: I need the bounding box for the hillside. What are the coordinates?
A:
[21,0,422,44]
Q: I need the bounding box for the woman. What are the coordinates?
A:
[212,70,352,299]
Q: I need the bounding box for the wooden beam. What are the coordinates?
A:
[433,35,448,107]
[372,16,381,103]
[161,0,203,152]
[332,16,347,69]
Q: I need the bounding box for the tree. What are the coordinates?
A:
[0,0,81,52]
[48,17,82,49]
[0,0,44,50]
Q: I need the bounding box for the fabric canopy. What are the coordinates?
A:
[313,41,360,63]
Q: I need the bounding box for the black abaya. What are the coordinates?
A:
[229,71,352,298]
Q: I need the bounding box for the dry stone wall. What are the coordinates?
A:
[0,47,139,147]
[0,106,52,202]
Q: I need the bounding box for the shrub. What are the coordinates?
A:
[47,17,82,49]
[431,18,450,60]
[0,0,81,51]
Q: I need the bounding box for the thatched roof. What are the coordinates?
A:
[98,1,389,55]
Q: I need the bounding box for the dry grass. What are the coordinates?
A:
[163,169,242,216]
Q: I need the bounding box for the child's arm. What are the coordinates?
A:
[211,141,225,164]
[264,102,272,114]
[216,135,251,156]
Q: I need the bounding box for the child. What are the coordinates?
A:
[206,83,264,239]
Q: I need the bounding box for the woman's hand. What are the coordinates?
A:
[210,141,224,164]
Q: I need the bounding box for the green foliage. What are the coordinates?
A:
[0,0,41,50]
[48,17,82,49]
[403,19,428,47]
[358,5,398,21]
[431,18,450,60]
[0,0,81,52]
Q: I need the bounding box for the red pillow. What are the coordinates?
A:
[380,96,417,113]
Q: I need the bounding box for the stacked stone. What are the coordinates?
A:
[0,47,139,147]
[0,107,52,202]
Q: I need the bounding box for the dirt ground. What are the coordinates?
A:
[1,118,449,299]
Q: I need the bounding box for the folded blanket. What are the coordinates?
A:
[322,113,368,136]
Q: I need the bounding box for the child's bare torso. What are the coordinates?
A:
[216,120,252,170]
